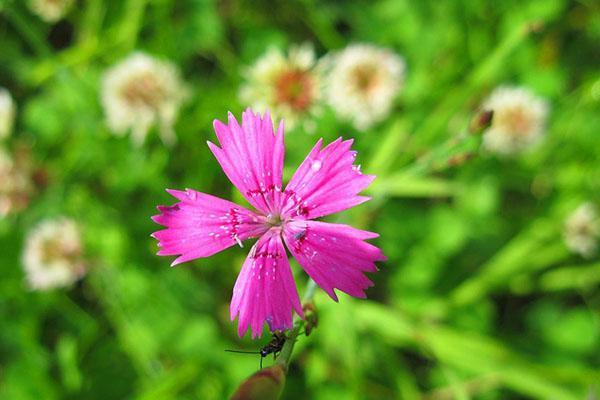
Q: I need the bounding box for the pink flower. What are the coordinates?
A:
[152,109,386,338]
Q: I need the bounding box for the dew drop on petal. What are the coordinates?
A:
[311,160,322,171]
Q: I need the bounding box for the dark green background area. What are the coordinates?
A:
[0,0,599,399]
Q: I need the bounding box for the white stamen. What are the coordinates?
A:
[234,235,244,248]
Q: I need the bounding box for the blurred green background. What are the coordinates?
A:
[1,0,599,399]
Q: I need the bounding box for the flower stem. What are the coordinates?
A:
[275,279,318,370]
[3,5,51,57]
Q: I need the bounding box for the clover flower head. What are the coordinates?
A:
[0,148,33,218]
[482,86,549,155]
[324,43,406,130]
[101,52,189,146]
[23,217,86,290]
[564,202,600,258]
[239,44,321,132]
[28,0,74,23]
[0,88,16,140]
[152,109,385,338]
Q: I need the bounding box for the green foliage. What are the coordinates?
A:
[0,0,599,399]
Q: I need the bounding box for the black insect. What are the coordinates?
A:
[293,229,307,241]
[225,331,287,369]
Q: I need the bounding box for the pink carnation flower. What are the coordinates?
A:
[152,109,386,338]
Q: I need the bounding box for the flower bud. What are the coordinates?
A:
[469,109,494,134]
[302,302,318,336]
[230,364,286,400]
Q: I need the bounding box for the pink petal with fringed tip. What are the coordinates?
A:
[280,137,374,220]
[230,229,304,338]
[151,189,268,266]
[151,109,387,339]
[208,109,285,215]
[283,220,386,301]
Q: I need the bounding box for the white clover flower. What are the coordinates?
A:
[482,86,549,155]
[239,44,321,131]
[564,203,600,258]
[0,148,32,217]
[23,218,86,290]
[28,0,74,23]
[0,88,16,139]
[101,52,189,146]
[323,43,406,130]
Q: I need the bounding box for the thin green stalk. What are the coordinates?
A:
[78,0,105,44]
[298,0,345,49]
[450,224,569,307]
[4,5,51,57]
[368,118,411,177]
[275,279,318,369]
[92,266,161,379]
[367,23,531,200]
[116,0,148,52]
[408,21,534,150]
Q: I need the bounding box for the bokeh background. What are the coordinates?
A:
[1,0,599,399]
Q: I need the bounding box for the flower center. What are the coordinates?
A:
[266,213,284,227]
[121,72,166,109]
[499,106,534,137]
[40,237,80,266]
[574,221,596,237]
[351,64,379,94]
[274,69,314,111]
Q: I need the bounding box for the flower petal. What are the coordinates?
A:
[230,229,304,338]
[151,189,268,266]
[208,109,285,215]
[280,137,374,219]
[283,220,386,301]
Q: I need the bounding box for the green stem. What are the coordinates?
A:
[298,0,345,49]
[408,21,533,151]
[78,0,105,44]
[275,279,318,369]
[116,0,147,52]
[4,5,51,57]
